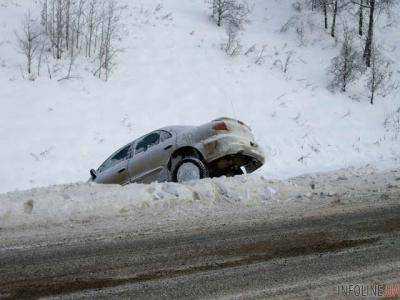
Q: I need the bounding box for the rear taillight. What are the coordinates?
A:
[213,122,229,131]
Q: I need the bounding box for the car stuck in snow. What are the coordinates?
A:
[89,117,265,184]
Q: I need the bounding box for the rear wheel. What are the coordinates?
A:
[172,157,208,183]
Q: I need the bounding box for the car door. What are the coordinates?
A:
[128,130,175,184]
[95,144,132,185]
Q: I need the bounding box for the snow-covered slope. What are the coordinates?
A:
[0,0,399,193]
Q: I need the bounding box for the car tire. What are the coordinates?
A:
[172,157,208,183]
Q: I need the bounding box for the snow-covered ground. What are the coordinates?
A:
[0,0,399,193]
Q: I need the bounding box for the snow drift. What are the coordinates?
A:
[0,175,278,229]
[1,166,398,231]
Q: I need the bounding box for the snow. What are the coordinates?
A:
[0,166,398,233]
[0,0,399,193]
[0,175,275,229]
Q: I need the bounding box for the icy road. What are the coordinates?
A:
[0,167,399,299]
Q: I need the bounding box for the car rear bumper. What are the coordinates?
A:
[202,134,266,168]
[238,147,265,166]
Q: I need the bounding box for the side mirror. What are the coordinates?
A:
[90,169,97,180]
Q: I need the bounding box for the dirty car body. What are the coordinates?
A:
[90,118,265,185]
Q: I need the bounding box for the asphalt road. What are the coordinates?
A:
[1,203,399,299]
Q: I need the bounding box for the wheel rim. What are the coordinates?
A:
[176,162,201,182]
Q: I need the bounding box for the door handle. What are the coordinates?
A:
[164,145,172,150]
[118,168,126,174]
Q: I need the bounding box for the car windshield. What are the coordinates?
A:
[98,144,131,172]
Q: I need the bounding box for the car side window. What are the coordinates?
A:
[160,130,172,142]
[135,132,160,154]
[98,144,131,173]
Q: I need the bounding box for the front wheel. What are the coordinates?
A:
[172,157,208,183]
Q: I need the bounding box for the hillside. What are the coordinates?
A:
[0,0,399,193]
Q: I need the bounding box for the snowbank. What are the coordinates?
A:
[0,175,280,229]
[1,167,398,231]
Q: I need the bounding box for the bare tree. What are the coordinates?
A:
[364,0,395,67]
[21,0,123,80]
[37,43,45,77]
[102,0,118,80]
[323,0,329,29]
[384,107,400,140]
[223,24,242,57]
[367,47,392,104]
[210,0,250,29]
[64,0,71,51]
[254,45,266,65]
[211,0,233,27]
[54,0,64,59]
[225,1,250,31]
[330,0,338,37]
[283,51,294,74]
[49,0,55,56]
[94,0,120,80]
[358,0,364,35]
[311,0,318,10]
[273,50,294,74]
[329,30,361,92]
[86,0,97,58]
[41,0,48,34]
[309,0,329,29]
[74,0,85,49]
[16,11,41,75]
[363,0,375,67]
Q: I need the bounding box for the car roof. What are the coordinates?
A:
[159,125,196,135]
[96,125,198,170]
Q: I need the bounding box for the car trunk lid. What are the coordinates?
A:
[212,117,254,140]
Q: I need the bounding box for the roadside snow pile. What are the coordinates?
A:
[0,167,398,231]
[0,175,281,229]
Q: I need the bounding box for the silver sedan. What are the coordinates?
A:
[89,117,265,184]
